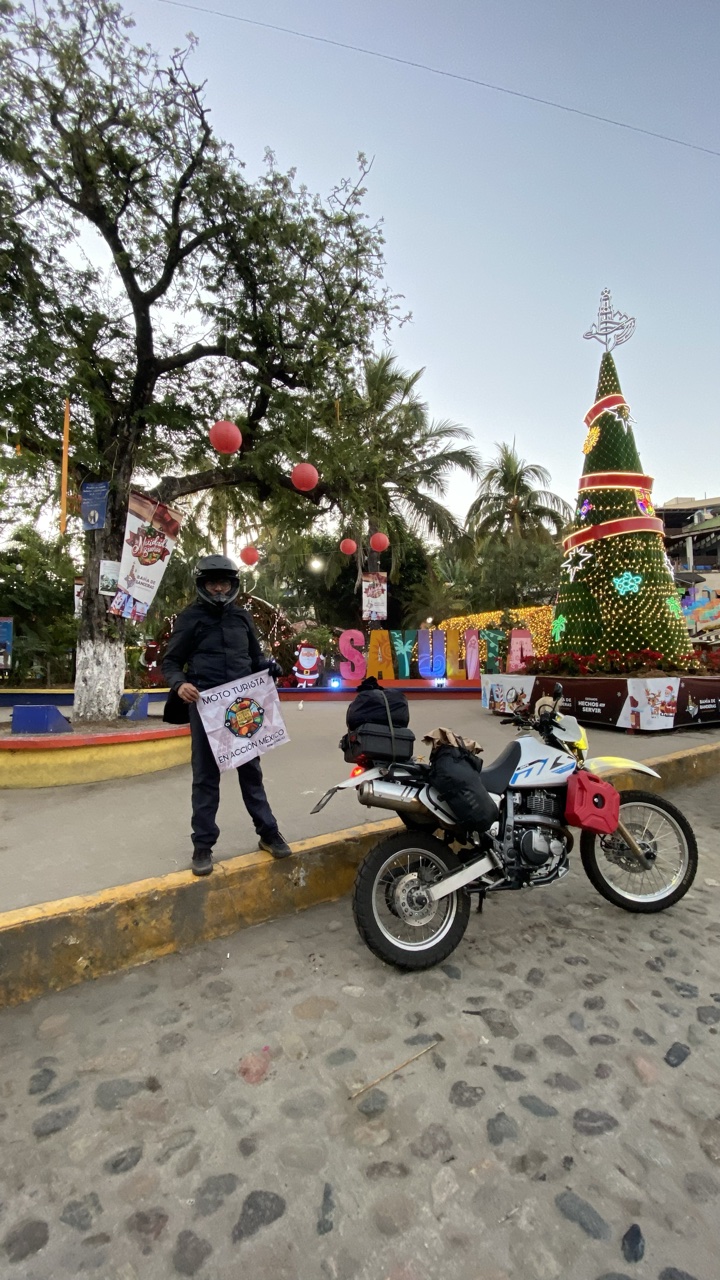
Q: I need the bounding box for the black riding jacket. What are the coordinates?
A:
[163,600,268,692]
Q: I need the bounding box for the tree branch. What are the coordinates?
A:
[149,463,328,507]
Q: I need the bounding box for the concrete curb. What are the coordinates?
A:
[0,728,190,788]
[2,740,718,1009]
[0,818,400,1008]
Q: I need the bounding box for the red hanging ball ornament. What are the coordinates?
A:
[209,419,242,454]
[370,532,390,553]
[291,462,319,492]
[339,538,357,556]
[240,546,259,567]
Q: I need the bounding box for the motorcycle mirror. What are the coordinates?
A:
[553,682,564,700]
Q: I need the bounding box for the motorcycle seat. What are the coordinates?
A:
[480,740,522,794]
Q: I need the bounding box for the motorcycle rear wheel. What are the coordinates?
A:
[352,832,471,970]
[581,789,697,913]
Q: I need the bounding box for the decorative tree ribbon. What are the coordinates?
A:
[563,515,664,552]
[578,471,653,491]
[583,393,628,428]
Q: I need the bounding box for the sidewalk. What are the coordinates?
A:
[1,777,718,1280]
[2,698,719,914]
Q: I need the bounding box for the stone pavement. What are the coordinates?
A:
[2,697,719,913]
[2,780,720,1280]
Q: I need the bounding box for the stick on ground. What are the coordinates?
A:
[348,1041,440,1099]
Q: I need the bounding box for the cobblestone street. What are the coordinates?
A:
[2,779,720,1280]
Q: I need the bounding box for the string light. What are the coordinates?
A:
[439,605,553,667]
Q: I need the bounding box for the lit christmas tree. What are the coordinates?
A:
[550,290,690,662]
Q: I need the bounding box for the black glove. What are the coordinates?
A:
[268,659,283,681]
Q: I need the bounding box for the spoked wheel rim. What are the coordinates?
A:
[596,800,690,903]
[371,845,457,952]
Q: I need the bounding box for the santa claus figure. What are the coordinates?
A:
[293,643,323,688]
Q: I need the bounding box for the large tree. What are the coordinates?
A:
[0,0,397,718]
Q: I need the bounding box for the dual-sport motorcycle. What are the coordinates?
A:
[312,684,698,970]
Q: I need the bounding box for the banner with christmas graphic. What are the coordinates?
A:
[481,673,720,730]
[197,671,291,773]
[362,572,387,621]
[109,492,182,618]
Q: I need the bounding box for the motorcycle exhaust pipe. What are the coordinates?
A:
[356,779,427,816]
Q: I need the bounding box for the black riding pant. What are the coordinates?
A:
[189,704,279,852]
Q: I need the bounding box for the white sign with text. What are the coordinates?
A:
[197,671,290,773]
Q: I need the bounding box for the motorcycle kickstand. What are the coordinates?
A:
[476,890,486,914]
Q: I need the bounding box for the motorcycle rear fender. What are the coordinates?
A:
[584,755,661,780]
[310,767,384,813]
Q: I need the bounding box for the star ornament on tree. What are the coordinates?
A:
[551,614,567,643]
[562,546,593,582]
[613,571,643,596]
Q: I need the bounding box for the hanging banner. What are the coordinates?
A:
[74,579,85,618]
[99,560,121,596]
[80,481,110,531]
[0,617,13,670]
[109,492,182,619]
[362,572,388,621]
[197,671,291,773]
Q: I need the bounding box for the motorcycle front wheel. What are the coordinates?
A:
[581,789,698,913]
[352,832,471,970]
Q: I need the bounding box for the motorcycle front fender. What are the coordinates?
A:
[310,767,385,813]
[584,755,661,780]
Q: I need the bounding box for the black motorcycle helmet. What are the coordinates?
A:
[194,554,241,607]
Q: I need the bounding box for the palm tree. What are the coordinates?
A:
[402,570,465,629]
[466,442,571,541]
[313,352,482,560]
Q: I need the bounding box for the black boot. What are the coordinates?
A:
[191,849,213,876]
[258,832,292,859]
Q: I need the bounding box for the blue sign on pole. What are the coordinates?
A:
[80,481,110,531]
[0,617,13,671]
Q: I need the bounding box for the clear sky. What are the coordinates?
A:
[135,0,720,519]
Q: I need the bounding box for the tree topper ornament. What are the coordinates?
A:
[583,288,636,352]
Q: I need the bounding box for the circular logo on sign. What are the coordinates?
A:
[225,697,264,739]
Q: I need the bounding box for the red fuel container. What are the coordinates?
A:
[565,771,620,834]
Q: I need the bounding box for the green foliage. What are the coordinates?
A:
[0,0,400,667]
[466,442,571,540]
[300,353,481,560]
[475,536,563,609]
[0,526,79,682]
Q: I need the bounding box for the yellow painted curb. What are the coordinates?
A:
[608,740,720,793]
[0,734,190,787]
[0,818,401,1008]
[1,738,718,1009]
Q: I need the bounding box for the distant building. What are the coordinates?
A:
[656,497,720,638]
[656,496,720,574]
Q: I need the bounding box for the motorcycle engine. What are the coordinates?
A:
[515,790,567,867]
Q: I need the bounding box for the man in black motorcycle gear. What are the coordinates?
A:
[163,555,290,875]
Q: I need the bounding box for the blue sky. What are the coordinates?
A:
[136,0,720,518]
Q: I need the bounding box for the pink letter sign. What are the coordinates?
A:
[339,630,366,681]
